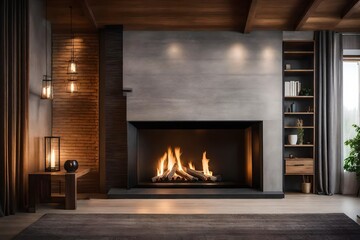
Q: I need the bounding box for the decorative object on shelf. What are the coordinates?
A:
[285,64,291,70]
[64,160,79,173]
[302,175,311,193]
[344,124,360,197]
[289,154,294,159]
[66,5,79,94]
[299,88,312,96]
[290,102,296,112]
[288,134,298,145]
[41,0,52,100]
[297,119,304,145]
[45,136,60,172]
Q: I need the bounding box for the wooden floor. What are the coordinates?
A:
[1,193,359,240]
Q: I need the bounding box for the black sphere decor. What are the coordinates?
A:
[64,160,79,173]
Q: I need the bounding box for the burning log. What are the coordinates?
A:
[183,167,208,181]
[159,169,171,180]
[207,175,218,182]
[172,174,183,181]
[151,176,160,182]
[167,163,178,180]
[176,168,198,181]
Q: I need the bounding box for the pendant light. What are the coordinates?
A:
[66,5,79,93]
[41,0,53,100]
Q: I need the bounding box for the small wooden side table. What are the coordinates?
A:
[28,168,90,212]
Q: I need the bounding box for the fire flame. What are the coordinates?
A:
[167,147,176,170]
[156,147,214,179]
[202,151,213,176]
[188,162,195,170]
[174,147,183,171]
[156,153,167,176]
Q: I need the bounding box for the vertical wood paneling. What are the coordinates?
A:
[52,33,99,193]
[99,26,128,190]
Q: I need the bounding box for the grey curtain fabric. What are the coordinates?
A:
[315,31,343,195]
[0,0,29,216]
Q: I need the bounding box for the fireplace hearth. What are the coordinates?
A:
[127,121,263,189]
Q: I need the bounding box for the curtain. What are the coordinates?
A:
[315,31,343,195]
[0,0,29,216]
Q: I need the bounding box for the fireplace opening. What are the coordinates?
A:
[128,121,262,189]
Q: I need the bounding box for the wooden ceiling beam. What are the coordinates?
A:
[295,0,324,31]
[243,0,258,33]
[77,0,98,29]
[341,0,360,19]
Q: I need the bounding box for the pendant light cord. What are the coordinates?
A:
[45,0,48,76]
[70,5,74,60]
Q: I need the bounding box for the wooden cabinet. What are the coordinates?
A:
[283,41,316,193]
[285,158,314,175]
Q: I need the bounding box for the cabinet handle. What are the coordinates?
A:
[294,164,305,166]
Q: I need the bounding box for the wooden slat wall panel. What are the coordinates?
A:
[99,26,128,190]
[52,33,100,193]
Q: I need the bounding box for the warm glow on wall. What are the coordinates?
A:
[167,43,183,58]
[228,43,247,61]
[262,46,275,60]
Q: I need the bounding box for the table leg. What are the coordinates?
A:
[65,173,77,210]
[28,175,37,213]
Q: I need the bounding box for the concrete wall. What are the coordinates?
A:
[28,0,52,173]
[123,31,283,192]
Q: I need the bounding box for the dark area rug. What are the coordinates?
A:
[14,213,360,240]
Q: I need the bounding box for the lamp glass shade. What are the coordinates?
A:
[66,80,79,93]
[41,75,53,99]
[45,137,60,172]
[67,59,77,74]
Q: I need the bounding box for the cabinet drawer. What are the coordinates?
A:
[285,159,314,175]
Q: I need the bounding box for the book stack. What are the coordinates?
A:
[284,81,301,96]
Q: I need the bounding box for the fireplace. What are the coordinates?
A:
[127,121,262,190]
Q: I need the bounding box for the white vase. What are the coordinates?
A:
[288,135,298,145]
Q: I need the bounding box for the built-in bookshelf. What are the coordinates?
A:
[283,41,316,193]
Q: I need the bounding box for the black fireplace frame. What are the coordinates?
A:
[127,121,263,190]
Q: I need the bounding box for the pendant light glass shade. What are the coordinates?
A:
[66,75,79,93]
[41,75,53,99]
[67,59,77,74]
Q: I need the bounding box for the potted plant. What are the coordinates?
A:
[302,175,311,193]
[297,119,304,145]
[299,88,312,96]
[344,124,360,196]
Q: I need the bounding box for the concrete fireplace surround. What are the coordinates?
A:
[122,31,283,194]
